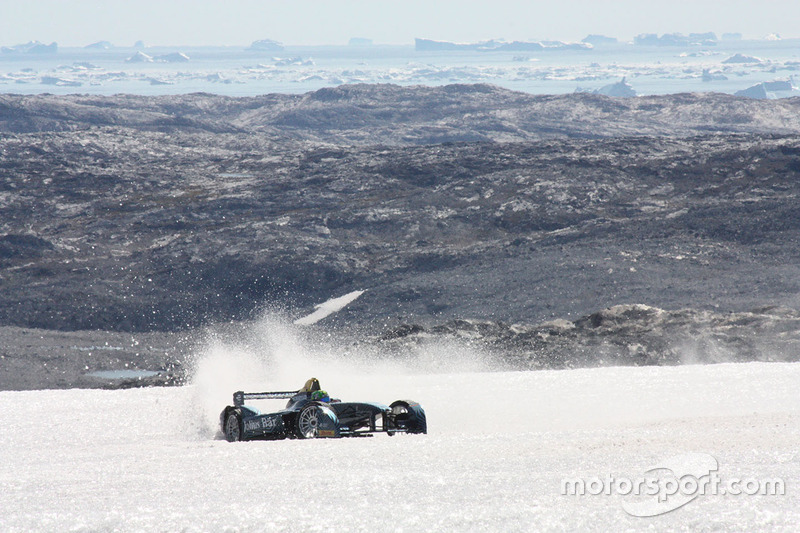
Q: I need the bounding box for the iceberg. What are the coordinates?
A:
[634,33,716,47]
[763,80,793,91]
[247,39,284,52]
[415,38,589,52]
[702,69,728,82]
[689,32,718,44]
[1,41,58,54]
[722,53,764,64]
[595,78,636,97]
[495,41,546,51]
[26,41,58,54]
[415,38,484,51]
[581,35,617,46]
[736,79,796,99]
[204,73,235,84]
[272,57,314,66]
[73,62,100,69]
[577,77,636,98]
[154,52,190,63]
[125,51,154,63]
[735,83,768,99]
[538,40,592,50]
[85,41,113,50]
[146,77,174,86]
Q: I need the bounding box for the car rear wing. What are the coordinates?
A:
[233,390,300,406]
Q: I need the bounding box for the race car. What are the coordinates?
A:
[219,378,427,441]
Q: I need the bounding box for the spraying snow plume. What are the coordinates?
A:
[293,290,365,325]
[186,309,496,436]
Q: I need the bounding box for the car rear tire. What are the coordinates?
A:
[224,411,242,442]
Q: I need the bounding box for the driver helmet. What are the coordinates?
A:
[311,390,330,402]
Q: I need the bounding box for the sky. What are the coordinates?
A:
[0,0,797,47]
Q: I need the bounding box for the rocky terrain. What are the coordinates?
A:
[2,84,800,388]
[4,85,800,142]
[376,304,800,369]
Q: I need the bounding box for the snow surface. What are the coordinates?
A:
[2,318,799,531]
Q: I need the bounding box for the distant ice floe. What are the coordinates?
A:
[205,72,234,84]
[702,68,728,81]
[272,56,314,67]
[145,77,174,86]
[680,50,718,58]
[40,75,81,87]
[72,62,101,70]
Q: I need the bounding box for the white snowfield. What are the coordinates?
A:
[1,332,799,531]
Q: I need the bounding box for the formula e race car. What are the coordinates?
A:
[219,378,427,442]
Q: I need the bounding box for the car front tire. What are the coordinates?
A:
[295,404,321,439]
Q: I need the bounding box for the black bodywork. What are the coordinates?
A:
[220,389,427,442]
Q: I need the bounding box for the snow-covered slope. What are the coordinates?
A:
[2,351,798,531]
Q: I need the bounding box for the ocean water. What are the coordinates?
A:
[1,39,799,97]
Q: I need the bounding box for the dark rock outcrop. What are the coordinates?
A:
[375,305,800,368]
[2,125,800,332]
[2,85,800,389]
